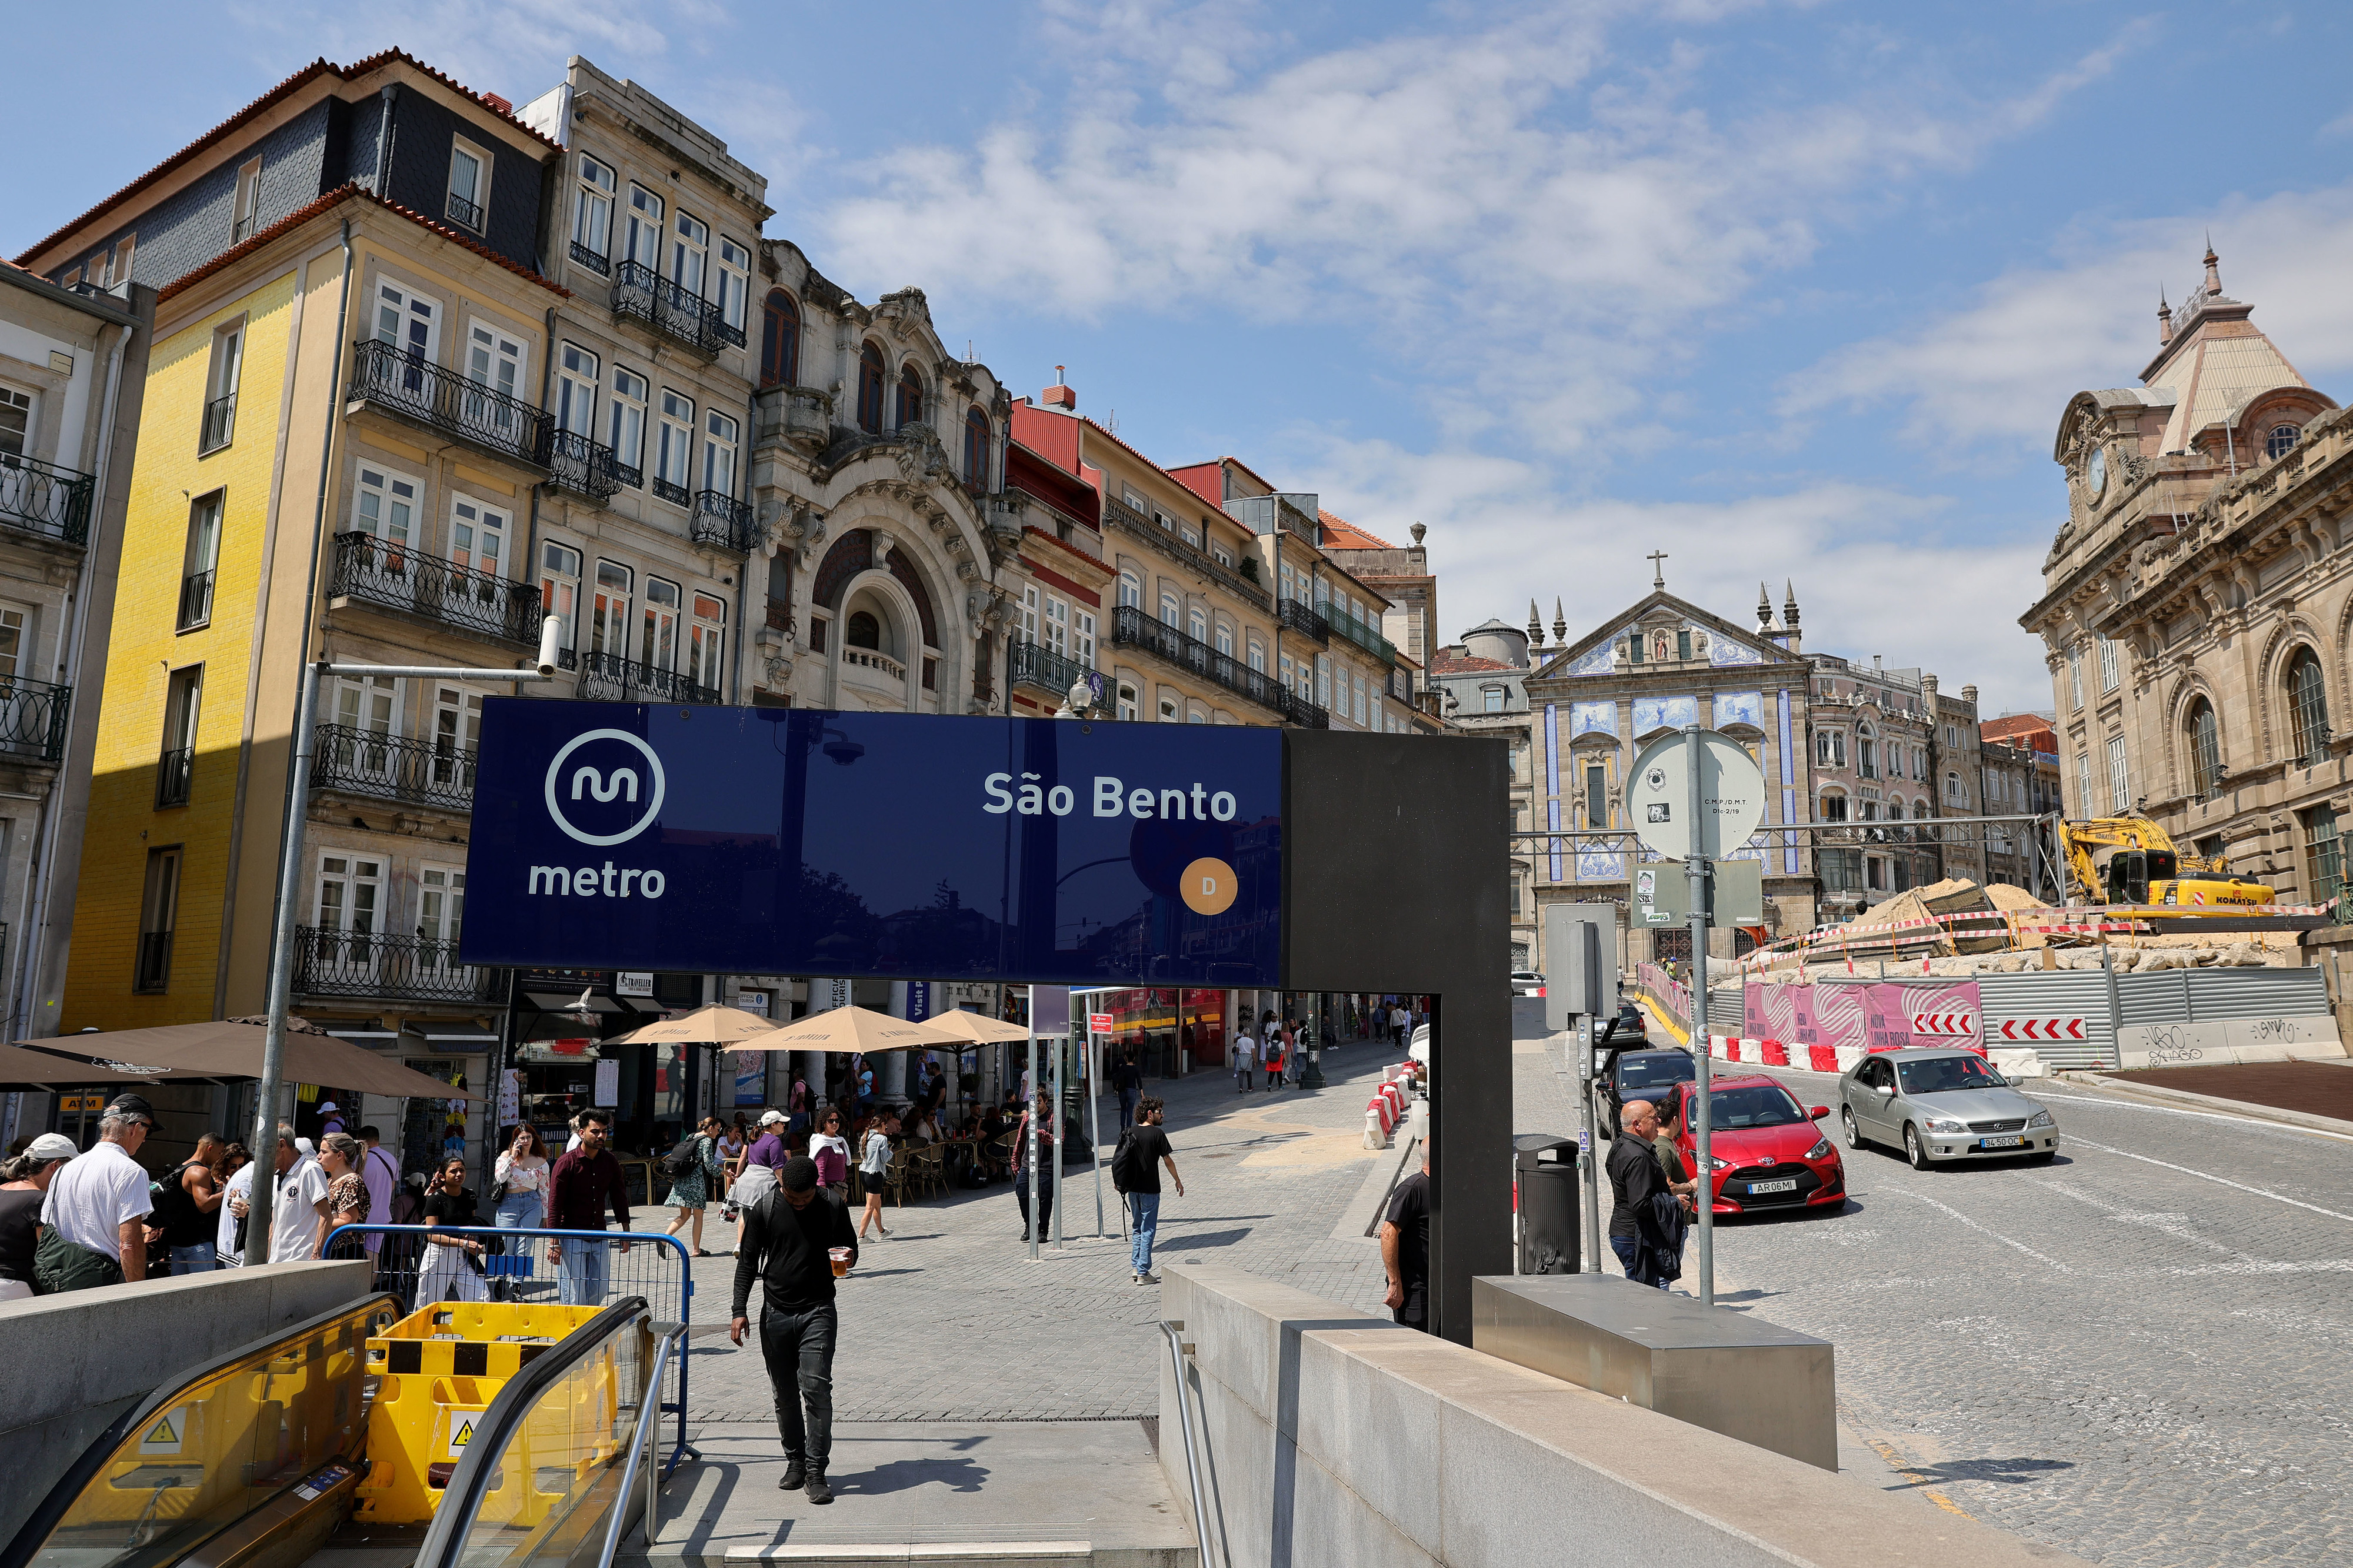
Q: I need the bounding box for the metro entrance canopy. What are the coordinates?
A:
[462,701,1509,1339]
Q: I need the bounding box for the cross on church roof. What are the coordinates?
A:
[1647,550,1668,590]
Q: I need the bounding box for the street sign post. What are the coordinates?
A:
[1542,904,1608,1275]
[1628,725,1768,1311]
[1637,857,1764,926]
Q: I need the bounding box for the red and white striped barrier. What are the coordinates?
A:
[1909,1012,1977,1036]
[1705,1034,1996,1074]
[1994,1017,2087,1042]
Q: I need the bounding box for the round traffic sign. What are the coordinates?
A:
[1626,729,1767,860]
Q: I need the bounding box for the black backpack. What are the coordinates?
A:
[148,1162,199,1237]
[659,1135,703,1178]
[1110,1128,1145,1194]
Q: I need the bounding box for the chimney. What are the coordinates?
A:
[481,92,514,116]
[1041,366,1076,411]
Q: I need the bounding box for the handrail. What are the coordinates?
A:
[0,1292,405,1568]
[415,1296,652,1568]
[1158,1319,1221,1568]
[596,1325,684,1568]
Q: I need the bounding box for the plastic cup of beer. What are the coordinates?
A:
[829,1246,851,1277]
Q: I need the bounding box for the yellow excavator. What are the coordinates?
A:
[2058,816,2278,909]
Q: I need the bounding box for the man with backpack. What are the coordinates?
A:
[150,1133,226,1274]
[1111,1096,1183,1285]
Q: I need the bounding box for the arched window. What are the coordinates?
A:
[2188,698,2222,797]
[896,363,924,428]
[2267,423,2301,461]
[856,342,885,433]
[963,408,990,487]
[759,291,799,388]
[1818,792,1848,823]
[845,610,882,650]
[2288,648,2330,765]
[1117,571,1141,610]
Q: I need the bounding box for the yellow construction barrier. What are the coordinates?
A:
[358,1300,611,1524]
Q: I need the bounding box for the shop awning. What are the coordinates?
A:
[0,1042,218,1091]
[523,991,625,1014]
[16,1018,482,1100]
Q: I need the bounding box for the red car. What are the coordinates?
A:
[1668,1074,1846,1216]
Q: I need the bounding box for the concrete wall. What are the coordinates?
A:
[1158,1262,2091,1568]
[0,1260,372,1543]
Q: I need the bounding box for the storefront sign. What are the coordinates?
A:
[616,972,655,996]
[592,1059,619,1108]
[464,703,1283,985]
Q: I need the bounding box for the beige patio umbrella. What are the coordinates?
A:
[605,1003,779,1046]
[732,1005,966,1054]
[910,1009,1032,1045]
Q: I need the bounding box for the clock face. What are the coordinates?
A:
[2086,446,2107,499]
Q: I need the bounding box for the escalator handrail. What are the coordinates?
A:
[0,1291,406,1568]
[413,1295,652,1568]
[594,1325,684,1568]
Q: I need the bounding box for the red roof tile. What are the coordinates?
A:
[1429,654,1512,675]
[1317,509,1393,550]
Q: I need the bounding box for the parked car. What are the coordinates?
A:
[1511,970,1547,997]
[1839,1048,2058,1169]
[1596,1001,1647,1047]
[1594,1045,1692,1139]
[1667,1075,1846,1216]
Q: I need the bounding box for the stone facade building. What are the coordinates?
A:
[2022,246,2353,906]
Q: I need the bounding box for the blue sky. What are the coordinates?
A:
[15,1,2353,713]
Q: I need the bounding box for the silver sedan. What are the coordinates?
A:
[1839,1047,2060,1169]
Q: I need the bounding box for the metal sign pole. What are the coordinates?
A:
[1685,722,1714,1309]
[1088,1026,1105,1239]
[1578,1014,1601,1272]
[1026,991,1040,1259]
[1051,1032,1065,1249]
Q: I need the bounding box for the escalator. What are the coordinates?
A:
[5,1293,678,1568]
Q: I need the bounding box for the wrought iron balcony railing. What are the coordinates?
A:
[652,476,690,506]
[348,338,551,469]
[330,532,545,646]
[1277,597,1328,644]
[311,723,476,813]
[0,675,72,762]
[178,570,214,630]
[1323,605,1398,665]
[546,428,622,503]
[569,241,612,276]
[612,460,644,490]
[134,931,172,993]
[199,394,237,453]
[611,259,728,355]
[578,650,721,705]
[446,190,485,231]
[155,748,193,808]
[294,926,501,1003]
[691,489,757,552]
[0,453,94,547]
[1110,605,1326,726]
[1009,637,1089,698]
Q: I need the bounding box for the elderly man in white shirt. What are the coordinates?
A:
[39,1092,158,1287]
[227,1125,331,1264]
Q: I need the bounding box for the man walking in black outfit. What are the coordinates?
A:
[1606,1100,1673,1289]
[731,1155,859,1504]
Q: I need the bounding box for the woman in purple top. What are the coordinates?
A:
[742,1111,788,1174]
[808,1109,851,1199]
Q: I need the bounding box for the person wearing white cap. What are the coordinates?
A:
[1,1133,78,1300]
[318,1101,346,1140]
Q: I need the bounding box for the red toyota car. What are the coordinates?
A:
[1668,1074,1847,1216]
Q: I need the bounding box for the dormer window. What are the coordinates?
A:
[446,141,488,231]
[2267,423,2301,461]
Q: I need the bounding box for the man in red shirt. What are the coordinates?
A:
[546,1109,632,1305]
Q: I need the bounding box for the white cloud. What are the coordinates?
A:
[1292,436,2054,710]
[1787,185,2353,456]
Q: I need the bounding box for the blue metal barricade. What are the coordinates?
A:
[325,1223,696,1473]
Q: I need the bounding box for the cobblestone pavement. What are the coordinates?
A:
[685,1041,1405,1424]
[1516,1042,2353,1568]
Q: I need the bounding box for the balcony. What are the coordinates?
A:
[1277,598,1328,645]
[178,571,214,630]
[294,926,500,1004]
[155,748,192,808]
[545,428,622,504]
[569,241,612,276]
[652,476,690,507]
[1101,496,1269,609]
[199,394,237,454]
[1010,638,1090,700]
[348,338,551,470]
[134,931,171,993]
[612,259,728,356]
[579,650,720,705]
[0,453,93,547]
[1324,604,1398,665]
[446,190,484,231]
[1110,605,1325,726]
[841,646,907,685]
[311,723,475,814]
[329,532,545,646]
[691,490,758,553]
[0,675,72,763]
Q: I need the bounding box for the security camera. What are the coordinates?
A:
[535,616,563,678]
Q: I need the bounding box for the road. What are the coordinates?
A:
[1529,1043,2352,1567]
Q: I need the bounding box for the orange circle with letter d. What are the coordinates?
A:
[1181,857,1239,916]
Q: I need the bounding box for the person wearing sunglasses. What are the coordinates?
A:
[35,1093,156,1291]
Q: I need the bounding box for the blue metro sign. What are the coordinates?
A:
[459,700,1282,986]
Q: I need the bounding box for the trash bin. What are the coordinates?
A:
[1514,1133,1579,1275]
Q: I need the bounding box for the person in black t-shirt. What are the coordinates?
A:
[731,1155,858,1505]
[1114,1096,1184,1283]
[1381,1141,1432,1331]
